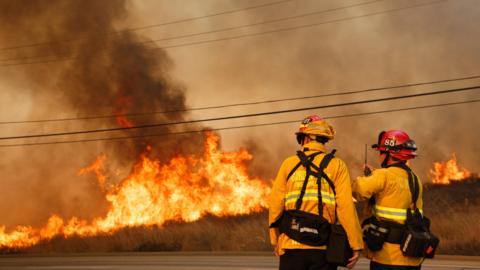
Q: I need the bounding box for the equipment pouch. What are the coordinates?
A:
[279,209,330,246]
[424,232,440,258]
[401,226,439,258]
[362,216,389,251]
[401,210,440,258]
[326,223,353,266]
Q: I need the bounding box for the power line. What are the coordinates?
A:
[0,53,61,64]
[0,56,71,67]
[0,98,477,148]
[120,0,292,32]
[0,85,477,141]
[160,0,446,49]
[0,0,446,68]
[0,0,382,63]
[146,0,383,44]
[1,74,479,125]
[0,0,292,52]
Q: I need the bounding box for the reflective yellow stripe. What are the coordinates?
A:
[374,205,423,221]
[285,189,336,205]
[286,189,335,202]
[289,172,333,186]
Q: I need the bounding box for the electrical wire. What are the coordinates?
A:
[0,0,293,52]
[0,98,477,148]
[160,0,446,49]
[0,85,477,141]
[0,74,478,125]
[0,0,446,67]
[0,0,382,63]
[147,0,382,44]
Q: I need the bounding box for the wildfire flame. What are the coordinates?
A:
[0,132,270,249]
[113,94,135,128]
[430,153,471,184]
[78,154,108,190]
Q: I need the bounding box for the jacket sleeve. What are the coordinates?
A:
[333,159,364,251]
[268,159,288,246]
[352,170,386,202]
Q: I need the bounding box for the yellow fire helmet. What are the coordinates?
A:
[295,115,335,140]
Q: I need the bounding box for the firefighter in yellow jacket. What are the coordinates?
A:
[353,130,437,270]
[269,115,363,270]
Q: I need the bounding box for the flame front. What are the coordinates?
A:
[0,132,270,249]
[430,153,471,184]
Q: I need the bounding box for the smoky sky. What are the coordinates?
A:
[144,0,480,179]
[0,0,204,228]
[0,0,479,228]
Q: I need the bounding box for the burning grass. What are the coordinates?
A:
[1,213,271,254]
[430,153,472,185]
[3,180,480,255]
[0,132,270,249]
[1,144,478,255]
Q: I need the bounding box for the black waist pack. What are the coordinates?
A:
[401,227,439,258]
[401,212,439,258]
[279,209,331,246]
[362,216,390,251]
[326,223,353,266]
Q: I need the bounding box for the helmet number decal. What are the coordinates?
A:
[384,139,396,147]
[302,118,312,124]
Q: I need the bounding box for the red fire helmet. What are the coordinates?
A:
[372,130,417,160]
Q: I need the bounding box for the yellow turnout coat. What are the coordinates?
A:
[268,141,363,255]
[353,166,423,266]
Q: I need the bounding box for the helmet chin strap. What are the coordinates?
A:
[381,152,390,168]
[381,151,407,168]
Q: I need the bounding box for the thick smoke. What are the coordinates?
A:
[151,0,480,181]
[0,0,479,229]
[0,0,204,228]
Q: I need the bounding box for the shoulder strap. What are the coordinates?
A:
[286,151,321,181]
[387,163,420,210]
[309,150,337,194]
[296,150,336,217]
[294,151,322,210]
[286,162,302,181]
[316,150,337,221]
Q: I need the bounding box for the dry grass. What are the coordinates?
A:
[423,181,480,255]
[3,213,271,254]
[2,181,480,255]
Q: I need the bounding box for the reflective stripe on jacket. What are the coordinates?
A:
[353,166,424,266]
[268,141,363,256]
[373,205,423,222]
[285,187,336,206]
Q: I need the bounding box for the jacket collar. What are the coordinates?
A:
[301,141,327,153]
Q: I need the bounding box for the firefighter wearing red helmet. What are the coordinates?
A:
[269,115,363,270]
[374,130,418,165]
[353,130,439,270]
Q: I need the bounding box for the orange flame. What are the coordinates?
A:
[430,153,471,184]
[0,132,270,248]
[115,115,135,128]
[78,154,108,190]
[113,94,135,128]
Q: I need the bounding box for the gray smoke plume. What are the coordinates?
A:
[0,0,205,228]
[0,0,479,230]
[154,0,480,182]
